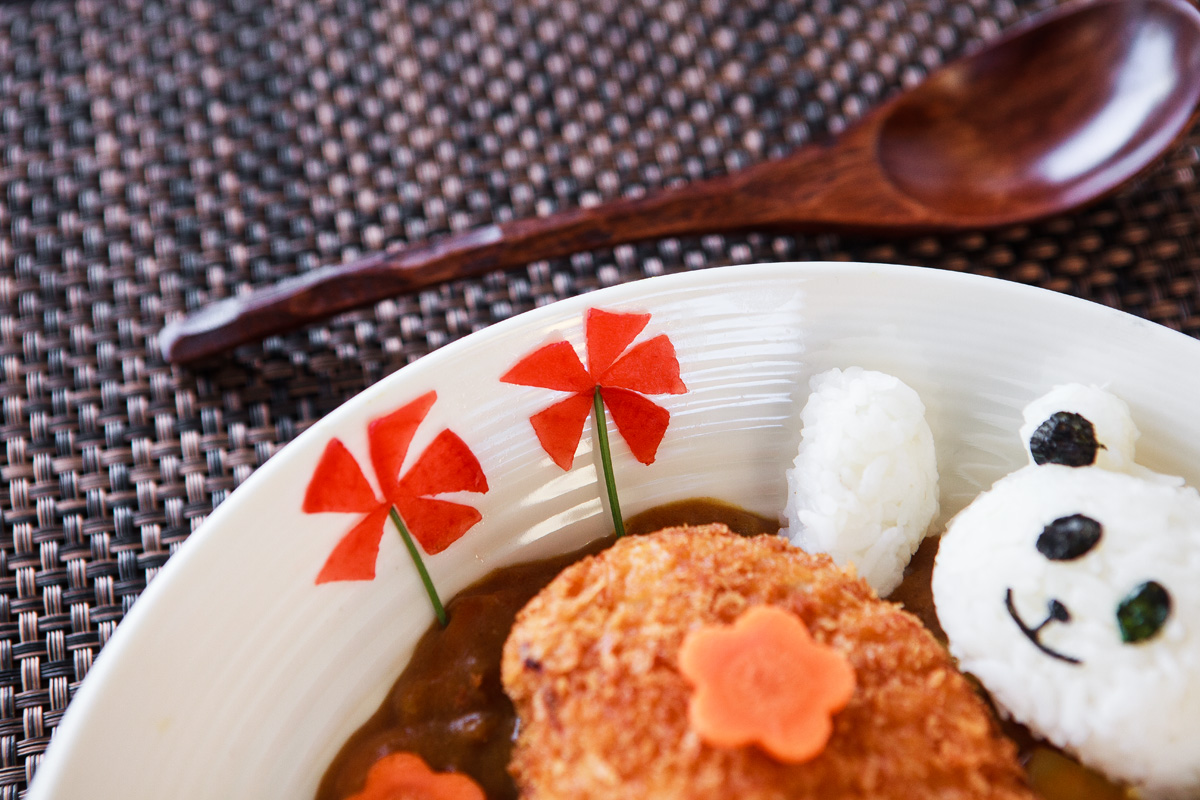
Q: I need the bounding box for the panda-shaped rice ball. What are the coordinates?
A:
[934,387,1200,798]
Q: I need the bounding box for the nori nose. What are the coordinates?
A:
[1036,514,1102,560]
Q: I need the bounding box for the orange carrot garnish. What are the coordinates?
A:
[678,604,856,763]
[346,752,485,800]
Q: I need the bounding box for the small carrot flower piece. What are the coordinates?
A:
[346,752,485,800]
[678,604,856,763]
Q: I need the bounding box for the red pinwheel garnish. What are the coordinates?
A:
[500,308,686,469]
[303,391,489,585]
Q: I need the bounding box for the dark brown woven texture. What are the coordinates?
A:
[1,0,1199,794]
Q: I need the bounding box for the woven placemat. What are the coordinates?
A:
[2,0,1199,794]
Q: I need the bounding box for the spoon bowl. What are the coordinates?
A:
[160,0,1200,363]
[878,0,1200,220]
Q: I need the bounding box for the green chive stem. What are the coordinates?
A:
[389,506,448,627]
[593,387,626,537]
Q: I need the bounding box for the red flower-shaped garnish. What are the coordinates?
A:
[679,605,856,763]
[347,752,484,800]
[500,308,686,469]
[303,391,489,583]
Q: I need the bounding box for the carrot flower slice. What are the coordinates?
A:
[347,752,485,800]
[303,391,488,581]
[679,605,856,763]
[500,308,686,469]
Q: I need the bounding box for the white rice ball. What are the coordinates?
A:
[782,367,939,596]
[933,465,1200,798]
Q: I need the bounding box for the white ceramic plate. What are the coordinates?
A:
[28,262,1200,798]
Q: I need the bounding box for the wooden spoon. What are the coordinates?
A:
[161,0,1200,363]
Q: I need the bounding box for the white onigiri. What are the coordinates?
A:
[781,367,939,596]
[932,465,1200,798]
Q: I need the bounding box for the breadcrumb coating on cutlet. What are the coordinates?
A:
[501,525,1036,800]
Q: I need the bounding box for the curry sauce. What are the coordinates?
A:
[315,500,777,800]
[316,501,1123,800]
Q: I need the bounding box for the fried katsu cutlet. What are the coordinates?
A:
[501,525,1036,800]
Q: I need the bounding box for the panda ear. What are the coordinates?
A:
[1027,411,1101,467]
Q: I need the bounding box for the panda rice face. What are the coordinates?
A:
[931,465,1200,796]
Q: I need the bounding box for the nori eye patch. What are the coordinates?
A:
[1036,514,1102,561]
[1116,581,1171,644]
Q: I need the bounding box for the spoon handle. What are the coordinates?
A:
[158,167,767,363]
[158,133,897,364]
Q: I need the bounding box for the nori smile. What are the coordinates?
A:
[1004,588,1081,666]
